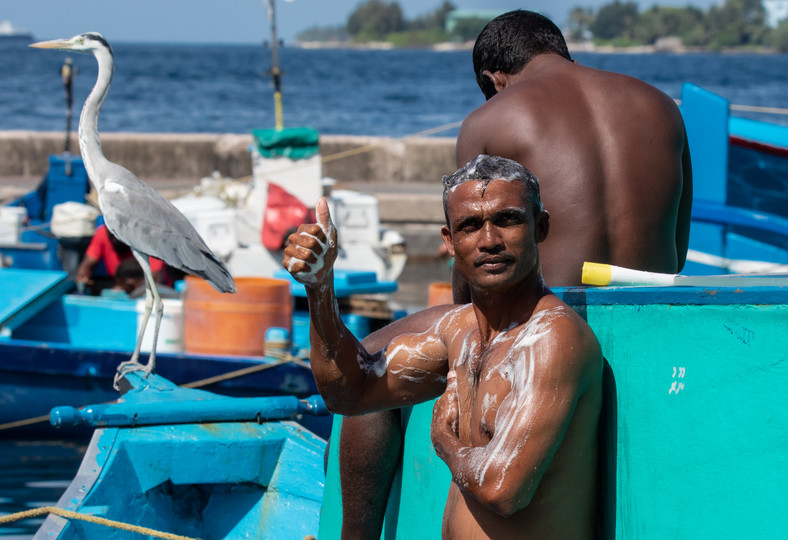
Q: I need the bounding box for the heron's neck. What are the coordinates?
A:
[79,46,114,190]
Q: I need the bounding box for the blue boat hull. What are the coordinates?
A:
[34,374,328,539]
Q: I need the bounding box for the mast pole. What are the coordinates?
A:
[265,0,283,130]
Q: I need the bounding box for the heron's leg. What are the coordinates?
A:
[146,272,164,376]
[129,252,155,365]
[131,250,163,375]
[114,252,161,389]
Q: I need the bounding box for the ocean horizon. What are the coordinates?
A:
[2,42,787,139]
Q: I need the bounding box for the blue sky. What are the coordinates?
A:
[5,0,721,44]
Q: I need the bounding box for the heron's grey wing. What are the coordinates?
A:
[98,167,235,293]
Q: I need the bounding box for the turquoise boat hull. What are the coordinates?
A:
[35,373,329,539]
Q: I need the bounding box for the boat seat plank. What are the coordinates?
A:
[0,268,71,333]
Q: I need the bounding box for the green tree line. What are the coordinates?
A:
[296,1,489,47]
[569,0,788,51]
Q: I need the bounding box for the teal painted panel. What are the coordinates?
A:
[386,403,451,539]
[587,302,788,539]
[318,418,344,539]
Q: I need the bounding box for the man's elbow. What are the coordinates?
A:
[313,382,368,416]
[472,482,536,517]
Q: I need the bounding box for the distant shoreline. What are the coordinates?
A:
[293,39,782,55]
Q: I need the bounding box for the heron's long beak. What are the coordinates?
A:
[30,38,76,50]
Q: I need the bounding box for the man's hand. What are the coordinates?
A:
[431,370,460,463]
[283,197,337,286]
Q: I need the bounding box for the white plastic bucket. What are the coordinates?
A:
[136,298,184,353]
[0,206,27,243]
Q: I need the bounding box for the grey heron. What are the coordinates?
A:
[31,33,236,386]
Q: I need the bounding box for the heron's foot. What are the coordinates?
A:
[112,358,153,390]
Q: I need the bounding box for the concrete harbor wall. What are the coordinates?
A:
[0,131,457,185]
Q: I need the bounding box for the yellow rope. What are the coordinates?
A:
[0,506,199,539]
[320,120,463,164]
[0,413,52,431]
[180,355,309,388]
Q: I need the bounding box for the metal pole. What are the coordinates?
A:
[265,0,284,130]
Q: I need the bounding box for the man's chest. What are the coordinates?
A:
[452,338,517,445]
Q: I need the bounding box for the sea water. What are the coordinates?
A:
[2,42,787,137]
[1,42,787,537]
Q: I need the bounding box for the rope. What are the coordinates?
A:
[180,355,310,389]
[0,414,52,431]
[320,120,463,164]
[0,506,198,539]
[730,103,788,116]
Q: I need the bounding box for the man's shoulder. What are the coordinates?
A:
[533,295,600,352]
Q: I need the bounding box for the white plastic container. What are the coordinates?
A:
[171,195,237,259]
[136,298,184,353]
[0,206,27,243]
[50,202,99,238]
[252,152,323,207]
[329,190,380,245]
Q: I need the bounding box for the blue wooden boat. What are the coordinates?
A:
[34,371,329,539]
[680,83,788,275]
[0,265,392,439]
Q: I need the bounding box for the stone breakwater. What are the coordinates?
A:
[0,131,456,186]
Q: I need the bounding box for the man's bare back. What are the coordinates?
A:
[457,54,692,286]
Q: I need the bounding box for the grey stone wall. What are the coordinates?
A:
[0,131,456,184]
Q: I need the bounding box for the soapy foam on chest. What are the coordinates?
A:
[456,306,569,490]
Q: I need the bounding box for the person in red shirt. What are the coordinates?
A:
[76,224,166,294]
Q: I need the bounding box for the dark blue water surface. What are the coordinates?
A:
[2,41,787,138]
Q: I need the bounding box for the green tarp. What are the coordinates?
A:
[251,127,320,159]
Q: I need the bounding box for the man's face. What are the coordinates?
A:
[441,179,547,292]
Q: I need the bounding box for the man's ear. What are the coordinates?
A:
[482,70,508,93]
[536,210,549,243]
[441,225,455,257]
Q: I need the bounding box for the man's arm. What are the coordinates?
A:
[676,127,693,271]
[75,254,99,286]
[283,198,452,415]
[431,312,601,516]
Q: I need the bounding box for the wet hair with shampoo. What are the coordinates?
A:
[442,154,542,225]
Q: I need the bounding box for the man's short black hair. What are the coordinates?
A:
[442,154,542,226]
[473,10,572,100]
[115,257,144,281]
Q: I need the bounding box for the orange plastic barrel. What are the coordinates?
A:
[427,282,453,307]
[183,276,292,356]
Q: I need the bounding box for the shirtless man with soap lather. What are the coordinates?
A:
[285,155,603,538]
